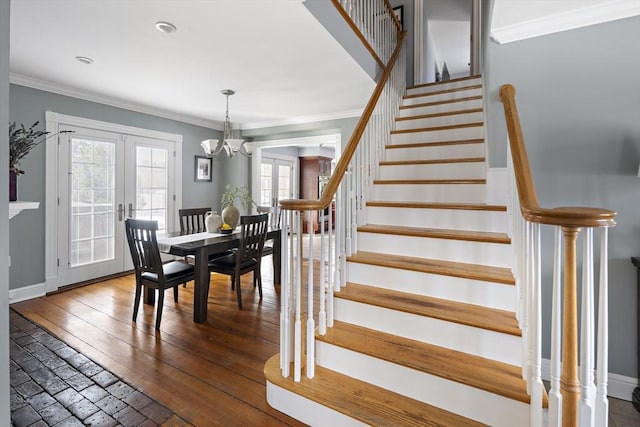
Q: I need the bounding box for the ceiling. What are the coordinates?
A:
[10,0,632,132]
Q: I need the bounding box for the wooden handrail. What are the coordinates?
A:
[330,0,385,68]
[280,29,407,212]
[499,84,616,228]
[383,0,403,35]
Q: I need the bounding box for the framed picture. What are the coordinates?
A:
[194,156,212,182]
[393,5,403,31]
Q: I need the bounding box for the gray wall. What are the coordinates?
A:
[390,0,415,86]
[1,0,11,422]
[486,16,640,377]
[8,84,222,289]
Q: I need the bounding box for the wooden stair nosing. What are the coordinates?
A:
[391,122,483,135]
[380,157,485,166]
[385,138,484,150]
[404,84,482,100]
[318,321,546,406]
[366,201,507,211]
[336,282,519,335]
[399,95,482,110]
[395,107,483,122]
[357,224,511,244]
[373,179,486,185]
[407,74,482,90]
[265,354,486,427]
[346,251,515,286]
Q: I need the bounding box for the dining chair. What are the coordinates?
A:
[125,218,195,330]
[179,207,211,233]
[207,214,268,309]
[256,205,281,258]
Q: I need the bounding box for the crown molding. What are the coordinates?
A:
[240,108,363,130]
[490,0,640,44]
[10,73,224,130]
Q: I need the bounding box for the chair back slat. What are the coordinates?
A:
[179,207,211,233]
[238,214,269,263]
[125,218,164,279]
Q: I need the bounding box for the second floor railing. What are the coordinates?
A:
[278,0,405,381]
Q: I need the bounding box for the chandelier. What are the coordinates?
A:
[200,89,248,158]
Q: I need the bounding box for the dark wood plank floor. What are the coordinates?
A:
[11,260,307,427]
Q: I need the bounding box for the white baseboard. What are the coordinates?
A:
[541,358,637,402]
[486,167,508,205]
[9,282,46,304]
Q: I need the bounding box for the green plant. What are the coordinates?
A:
[9,121,73,174]
[221,184,255,211]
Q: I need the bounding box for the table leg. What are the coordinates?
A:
[273,232,281,285]
[193,249,210,323]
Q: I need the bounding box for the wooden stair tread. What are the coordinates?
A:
[385,138,484,149]
[407,74,481,90]
[264,354,486,427]
[380,157,485,166]
[318,321,546,406]
[399,95,482,110]
[358,224,511,244]
[367,201,506,211]
[337,282,519,335]
[391,122,483,134]
[373,179,485,185]
[404,84,482,99]
[396,107,483,121]
[347,251,514,285]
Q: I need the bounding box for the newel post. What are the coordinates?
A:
[561,227,581,427]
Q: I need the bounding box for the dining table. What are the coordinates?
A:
[155,227,281,323]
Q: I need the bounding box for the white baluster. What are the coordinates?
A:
[319,209,327,335]
[580,228,595,426]
[530,222,543,426]
[346,165,353,256]
[327,202,334,327]
[595,227,609,426]
[306,211,316,379]
[281,210,290,376]
[549,227,563,427]
[523,220,531,384]
[294,212,302,382]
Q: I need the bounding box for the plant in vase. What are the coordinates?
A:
[9,121,73,201]
[220,184,255,229]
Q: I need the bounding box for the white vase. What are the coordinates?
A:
[205,211,223,232]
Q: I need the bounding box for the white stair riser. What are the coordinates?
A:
[379,162,485,180]
[404,87,482,106]
[356,232,513,268]
[347,262,516,311]
[385,142,485,162]
[394,111,484,131]
[366,206,508,232]
[398,98,483,118]
[371,183,486,203]
[316,343,530,427]
[334,299,522,365]
[266,382,367,427]
[390,125,483,145]
[407,78,482,96]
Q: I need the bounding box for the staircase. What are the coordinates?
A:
[266,76,546,426]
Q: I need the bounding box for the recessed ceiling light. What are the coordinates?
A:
[75,56,94,65]
[155,21,177,34]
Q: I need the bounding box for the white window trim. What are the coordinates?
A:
[44,111,183,293]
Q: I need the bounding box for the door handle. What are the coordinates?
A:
[118,203,124,221]
[128,203,133,218]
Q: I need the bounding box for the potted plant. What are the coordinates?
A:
[9,121,72,201]
[220,184,255,228]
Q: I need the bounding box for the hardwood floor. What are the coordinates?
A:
[11,260,306,426]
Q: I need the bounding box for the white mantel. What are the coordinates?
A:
[9,201,39,219]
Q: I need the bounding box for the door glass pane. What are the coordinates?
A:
[69,138,116,267]
[260,162,273,205]
[277,164,291,200]
[136,146,169,232]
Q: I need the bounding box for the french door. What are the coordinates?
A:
[56,125,178,286]
[259,157,294,206]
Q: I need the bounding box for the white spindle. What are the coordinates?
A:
[346,165,353,256]
[580,228,595,425]
[294,213,302,382]
[327,202,334,327]
[530,222,543,426]
[595,227,609,426]
[306,211,315,378]
[523,220,531,385]
[549,227,563,427]
[319,210,327,335]
[280,210,290,376]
